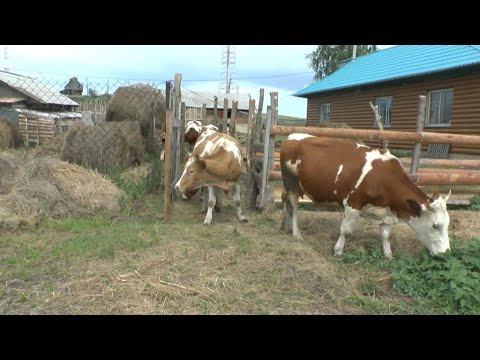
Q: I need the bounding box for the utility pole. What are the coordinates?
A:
[219,45,237,93]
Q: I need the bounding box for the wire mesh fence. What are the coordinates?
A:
[0,70,167,177]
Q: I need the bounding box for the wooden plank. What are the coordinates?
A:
[172,73,182,201]
[255,89,264,143]
[271,125,480,146]
[410,95,427,174]
[398,158,480,168]
[222,98,228,133]
[213,96,218,126]
[180,101,186,164]
[163,107,173,222]
[246,99,256,209]
[202,103,208,125]
[260,106,274,209]
[230,100,238,136]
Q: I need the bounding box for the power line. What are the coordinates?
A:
[8,67,314,82]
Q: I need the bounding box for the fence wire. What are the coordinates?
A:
[0,71,167,176]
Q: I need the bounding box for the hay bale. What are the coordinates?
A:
[100,121,145,165]
[29,132,66,159]
[0,153,125,229]
[61,122,132,172]
[0,116,20,150]
[105,84,166,153]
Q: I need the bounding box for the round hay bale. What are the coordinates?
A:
[100,121,145,165]
[0,116,20,151]
[105,84,166,153]
[29,132,67,159]
[61,122,131,173]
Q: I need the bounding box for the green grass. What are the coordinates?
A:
[342,239,480,314]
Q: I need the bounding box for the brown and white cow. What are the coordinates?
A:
[181,123,220,202]
[280,133,451,258]
[175,126,247,225]
[184,120,204,150]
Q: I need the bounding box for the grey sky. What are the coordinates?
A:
[0,45,394,117]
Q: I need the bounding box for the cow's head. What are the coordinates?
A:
[175,154,232,194]
[407,191,451,256]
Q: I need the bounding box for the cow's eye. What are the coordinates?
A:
[188,169,194,175]
[432,223,440,230]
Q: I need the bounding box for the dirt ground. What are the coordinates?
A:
[1,190,478,315]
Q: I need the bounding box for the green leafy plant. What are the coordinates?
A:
[343,239,480,314]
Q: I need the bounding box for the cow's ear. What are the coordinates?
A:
[407,199,422,217]
[430,192,440,202]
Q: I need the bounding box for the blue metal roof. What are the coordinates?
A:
[294,45,480,97]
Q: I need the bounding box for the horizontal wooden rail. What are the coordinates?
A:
[271,125,480,147]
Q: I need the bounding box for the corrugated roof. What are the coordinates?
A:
[181,89,251,110]
[294,45,480,97]
[0,70,79,106]
[15,108,82,119]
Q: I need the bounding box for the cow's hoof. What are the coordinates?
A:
[203,219,212,225]
[334,249,343,256]
[238,216,248,223]
[384,253,394,260]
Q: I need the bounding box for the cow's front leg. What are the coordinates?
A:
[204,186,216,225]
[380,223,393,259]
[214,187,222,213]
[334,205,360,256]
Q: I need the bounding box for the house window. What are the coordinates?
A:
[319,103,330,123]
[374,97,392,127]
[426,89,453,127]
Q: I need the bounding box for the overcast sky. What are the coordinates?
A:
[0,45,394,117]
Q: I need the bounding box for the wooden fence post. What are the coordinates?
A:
[230,100,238,137]
[260,93,278,210]
[213,96,218,127]
[259,106,272,210]
[222,98,228,133]
[180,101,186,164]
[202,103,208,125]
[246,99,256,208]
[255,89,264,143]
[410,95,427,175]
[171,73,182,201]
[163,82,174,222]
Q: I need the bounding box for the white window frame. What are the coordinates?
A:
[319,103,330,123]
[426,89,453,128]
[373,96,392,128]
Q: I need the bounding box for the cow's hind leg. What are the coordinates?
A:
[281,190,293,233]
[201,187,208,213]
[379,224,393,259]
[214,187,222,213]
[204,186,216,225]
[286,192,302,239]
[233,183,247,222]
[334,206,360,256]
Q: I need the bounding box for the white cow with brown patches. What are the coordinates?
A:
[175,126,247,225]
[280,134,451,258]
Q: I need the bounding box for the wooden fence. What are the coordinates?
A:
[248,95,480,210]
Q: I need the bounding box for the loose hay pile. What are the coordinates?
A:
[105,84,166,153]
[0,153,125,229]
[0,116,20,150]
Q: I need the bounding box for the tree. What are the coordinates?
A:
[306,45,378,81]
[88,88,98,98]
